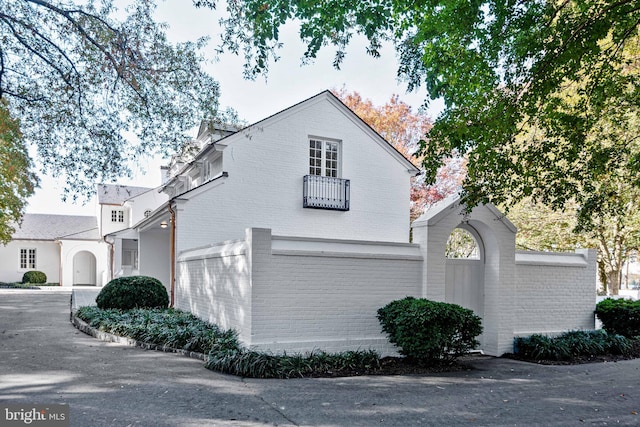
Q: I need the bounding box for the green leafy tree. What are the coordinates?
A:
[0,0,226,213]
[0,100,38,243]
[508,196,640,295]
[203,0,640,223]
[201,0,640,293]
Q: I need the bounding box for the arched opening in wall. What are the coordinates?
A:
[73,251,97,286]
[445,225,485,345]
[446,227,481,259]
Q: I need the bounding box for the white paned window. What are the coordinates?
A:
[20,249,36,269]
[309,138,340,177]
[111,209,124,223]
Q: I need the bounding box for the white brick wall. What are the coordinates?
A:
[514,249,597,336]
[176,200,598,358]
[176,236,252,342]
[177,228,423,355]
[173,94,415,254]
[412,198,596,356]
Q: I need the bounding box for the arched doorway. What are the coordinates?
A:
[445,224,485,344]
[73,251,96,285]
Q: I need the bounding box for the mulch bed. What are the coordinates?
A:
[310,356,477,378]
[334,347,640,377]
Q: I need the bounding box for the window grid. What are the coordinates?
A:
[111,210,124,223]
[309,138,340,177]
[309,139,323,176]
[325,142,338,178]
[20,249,36,269]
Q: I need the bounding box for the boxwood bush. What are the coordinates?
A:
[596,298,640,338]
[377,296,483,363]
[96,276,169,310]
[22,270,47,284]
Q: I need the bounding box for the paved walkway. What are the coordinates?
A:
[1,290,640,426]
[71,287,101,310]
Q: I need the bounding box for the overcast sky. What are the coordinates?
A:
[26,0,441,216]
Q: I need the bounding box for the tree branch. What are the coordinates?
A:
[0,13,82,105]
[23,0,149,104]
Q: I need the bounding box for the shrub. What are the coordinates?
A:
[21,271,47,284]
[377,297,483,363]
[96,276,169,310]
[76,306,239,354]
[76,306,382,378]
[596,298,640,338]
[205,348,381,379]
[514,330,633,361]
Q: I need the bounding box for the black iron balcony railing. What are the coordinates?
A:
[303,175,350,211]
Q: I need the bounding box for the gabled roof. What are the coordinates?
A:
[414,194,517,233]
[244,90,420,174]
[97,184,153,205]
[12,214,100,241]
[161,91,420,192]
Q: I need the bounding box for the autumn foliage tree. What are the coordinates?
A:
[0,101,38,243]
[332,88,463,220]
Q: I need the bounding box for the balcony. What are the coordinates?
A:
[303,175,350,211]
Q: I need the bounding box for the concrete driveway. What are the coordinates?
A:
[1,290,639,426]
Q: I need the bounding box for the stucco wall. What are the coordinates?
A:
[138,229,171,291]
[0,240,60,284]
[59,240,108,287]
[100,205,130,236]
[126,189,168,226]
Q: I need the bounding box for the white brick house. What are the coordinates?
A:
[130,90,596,357]
[134,90,420,295]
[2,90,596,357]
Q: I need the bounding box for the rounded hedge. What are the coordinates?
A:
[96,276,169,310]
[22,270,47,284]
[377,296,483,363]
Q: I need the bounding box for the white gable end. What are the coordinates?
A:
[171,91,417,249]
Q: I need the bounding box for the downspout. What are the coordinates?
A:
[167,203,176,307]
[105,236,115,283]
[56,241,63,287]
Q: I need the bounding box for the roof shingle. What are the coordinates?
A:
[12,214,100,241]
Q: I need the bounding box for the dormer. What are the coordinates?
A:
[159,121,239,198]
